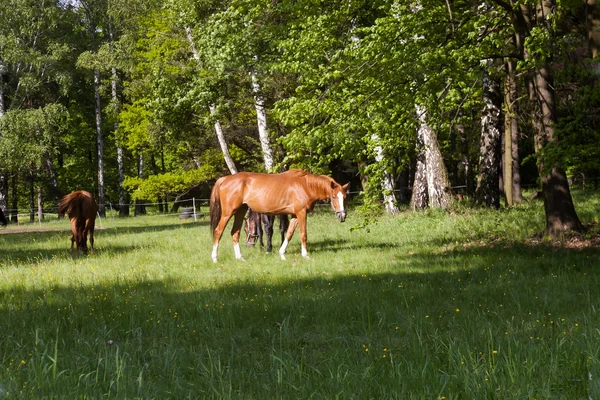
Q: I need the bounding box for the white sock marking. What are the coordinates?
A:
[234,242,242,259]
[212,244,219,263]
[279,239,289,260]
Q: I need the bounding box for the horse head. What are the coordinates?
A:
[330,181,349,222]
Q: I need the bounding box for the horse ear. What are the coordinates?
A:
[342,183,349,191]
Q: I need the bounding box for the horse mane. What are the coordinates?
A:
[299,171,335,198]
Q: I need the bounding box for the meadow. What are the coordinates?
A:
[1,191,599,399]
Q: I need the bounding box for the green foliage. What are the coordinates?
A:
[122,150,222,201]
[0,104,68,172]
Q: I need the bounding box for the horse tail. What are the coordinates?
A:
[58,192,79,216]
[209,178,224,238]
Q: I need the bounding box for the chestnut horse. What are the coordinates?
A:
[210,169,349,262]
[245,208,289,253]
[58,190,99,254]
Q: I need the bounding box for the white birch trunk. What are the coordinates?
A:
[209,105,238,174]
[94,69,106,216]
[110,23,127,215]
[0,60,7,213]
[251,72,275,172]
[415,104,451,209]
[185,27,237,175]
[475,61,502,208]
[371,134,399,213]
[411,124,428,210]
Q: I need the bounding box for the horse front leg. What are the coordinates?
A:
[231,206,248,261]
[279,215,298,261]
[297,211,309,259]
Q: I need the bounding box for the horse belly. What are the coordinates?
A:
[243,191,293,215]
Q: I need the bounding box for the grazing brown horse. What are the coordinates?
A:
[210,169,349,262]
[58,190,99,254]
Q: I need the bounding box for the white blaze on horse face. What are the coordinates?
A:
[279,238,289,260]
[337,192,345,212]
[212,244,219,263]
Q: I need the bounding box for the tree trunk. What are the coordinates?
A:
[528,65,584,235]
[587,0,600,60]
[251,72,275,172]
[210,105,238,174]
[372,134,399,213]
[410,153,428,210]
[37,185,43,222]
[415,105,452,209]
[0,174,7,217]
[29,172,34,223]
[185,27,237,175]
[10,175,18,223]
[110,24,128,218]
[94,68,106,217]
[475,61,503,208]
[135,153,146,216]
[455,121,473,196]
[525,0,582,235]
[503,59,523,205]
[0,63,7,215]
[410,120,428,210]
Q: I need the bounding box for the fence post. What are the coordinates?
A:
[193,198,197,222]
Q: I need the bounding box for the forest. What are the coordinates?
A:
[1,0,599,235]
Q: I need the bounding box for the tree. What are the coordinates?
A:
[475,61,503,209]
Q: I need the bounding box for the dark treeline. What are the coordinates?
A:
[1,0,598,235]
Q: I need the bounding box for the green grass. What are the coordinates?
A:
[1,191,599,399]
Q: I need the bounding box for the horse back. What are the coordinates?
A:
[222,171,312,214]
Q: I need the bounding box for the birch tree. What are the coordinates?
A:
[185,27,237,175]
[475,61,503,208]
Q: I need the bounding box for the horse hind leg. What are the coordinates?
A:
[85,218,96,253]
[212,212,234,263]
[279,216,299,261]
[230,205,248,261]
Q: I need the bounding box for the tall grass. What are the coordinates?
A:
[0,191,599,398]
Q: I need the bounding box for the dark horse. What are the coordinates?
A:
[210,169,349,263]
[244,208,289,253]
[0,207,7,226]
[58,190,99,254]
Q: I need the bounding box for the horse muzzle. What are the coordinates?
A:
[336,211,346,222]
